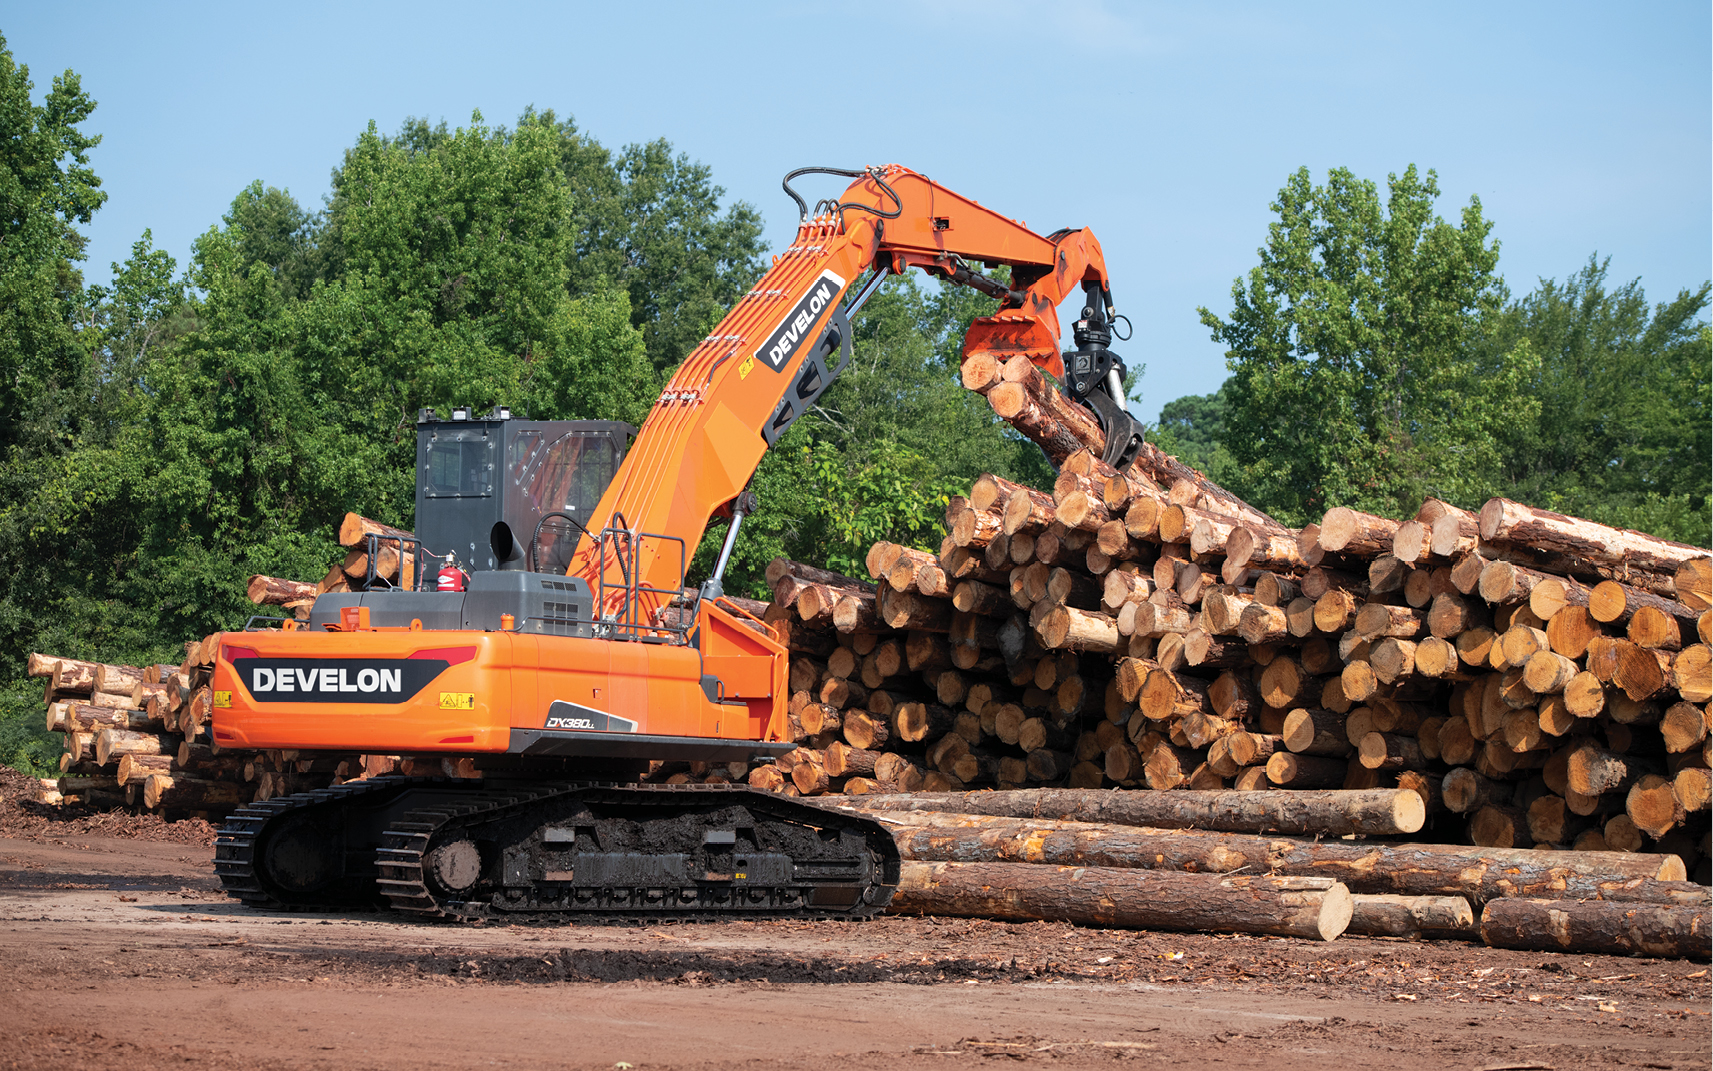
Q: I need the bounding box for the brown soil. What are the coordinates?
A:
[2,765,1708,1070]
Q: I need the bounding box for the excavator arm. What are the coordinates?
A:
[568,164,1141,617]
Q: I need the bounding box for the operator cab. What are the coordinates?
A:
[415,407,634,576]
[307,408,635,635]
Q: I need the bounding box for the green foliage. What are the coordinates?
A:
[1487,257,1710,546]
[1178,165,1708,543]
[1199,164,1535,525]
[1148,380,1241,488]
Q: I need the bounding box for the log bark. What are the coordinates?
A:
[1480,896,1709,960]
[843,807,1697,906]
[246,575,318,607]
[1480,497,1711,576]
[841,786,1426,835]
[1348,895,1478,938]
[338,512,414,548]
[987,359,1105,466]
[890,861,1351,939]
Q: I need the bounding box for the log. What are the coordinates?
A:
[1523,650,1580,694]
[1353,602,1424,640]
[878,586,952,632]
[987,360,1104,467]
[891,860,1350,939]
[850,808,1696,906]
[1358,732,1425,771]
[95,728,174,766]
[247,574,320,607]
[832,592,882,633]
[1480,897,1709,960]
[1282,708,1352,756]
[1266,752,1347,788]
[844,786,1426,835]
[1661,702,1709,753]
[1625,774,1685,839]
[1674,644,1712,703]
[338,512,414,549]
[142,773,244,812]
[1480,498,1710,576]
[1347,895,1478,939]
[1137,668,1211,721]
[842,710,891,751]
[1318,507,1401,557]
[823,741,881,779]
[1673,766,1710,814]
[1228,526,1307,574]
[1675,557,1712,613]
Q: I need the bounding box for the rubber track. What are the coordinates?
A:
[376,782,896,924]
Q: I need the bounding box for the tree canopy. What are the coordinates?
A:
[1198,164,1534,526]
[1194,164,1708,544]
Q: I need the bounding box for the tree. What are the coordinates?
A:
[0,31,105,456]
[1488,256,1710,545]
[1199,165,1536,526]
[1149,380,1239,487]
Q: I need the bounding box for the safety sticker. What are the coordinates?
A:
[439,692,476,710]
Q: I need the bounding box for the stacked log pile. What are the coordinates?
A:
[751,352,1713,906]
[27,642,366,817]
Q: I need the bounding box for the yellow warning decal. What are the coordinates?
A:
[439,692,476,710]
[213,691,232,708]
[738,354,756,379]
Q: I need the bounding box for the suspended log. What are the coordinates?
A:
[890,861,1351,939]
[1480,896,1709,960]
[987,358,1105,466]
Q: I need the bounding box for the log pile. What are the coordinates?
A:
[247,512,423,620]
[743,356,1711,951]
[27,644,369,818]
[752,482,1711,885]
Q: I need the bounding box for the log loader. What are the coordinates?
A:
[211,165,1141,922]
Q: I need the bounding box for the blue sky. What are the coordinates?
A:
[8,1,1709,422]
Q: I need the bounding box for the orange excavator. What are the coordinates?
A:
[211,165,1140,921]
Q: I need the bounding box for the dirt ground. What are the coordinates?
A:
[1,766,1708,1071]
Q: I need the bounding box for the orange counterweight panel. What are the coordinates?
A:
[212,630,517,752]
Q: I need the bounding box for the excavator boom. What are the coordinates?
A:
[569,165,1136,620]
